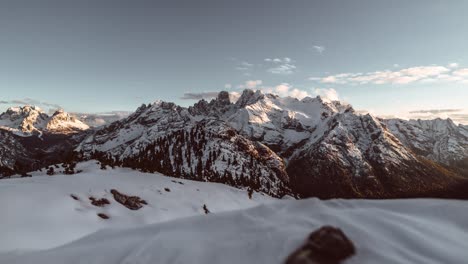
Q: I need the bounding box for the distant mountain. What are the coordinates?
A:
[0,106,89,136]
[386,118,468,173]
[77,90,467,198]
[73,111,130,127]
[0,106,90,175]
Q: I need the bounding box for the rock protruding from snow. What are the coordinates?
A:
[285,226,356,264]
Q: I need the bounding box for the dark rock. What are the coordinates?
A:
[110,189,147,210]
[89,196,110,207]
[164,188,171,192]
[285,226,355,264]
[97,213,109,219]
[203,204,210,214]
[70,194,79,201]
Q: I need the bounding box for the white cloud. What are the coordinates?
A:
[224,83,232,89]
[321,76,339,84]
[448,62,459,69]
[313,45,325,54]
[453,68,468,77]
[238,80,263,89]
[267,64,296,75]
[260,83,310,100]
[229,92,241,103]
[274,83,290,95]
[310,64,468,85]
[264,57,297,75]
[235,61,254,71]
[405,108,468,125]
[313,88,340,101]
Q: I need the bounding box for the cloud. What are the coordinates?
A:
[448,62,459,69]
[260,83,310,100]
[237,80,262,89]
[180,92,220,100]
[224,83,232,89]
[406,109,468,124]
[180,91,241,102]
[313,88,340,101]
[409,109,462,114]
[264,57,297,75]
[268,64,297,75]
[0,98,62,110]
[310,65,468,85]
[228,92,241,103]
[313,45,325,54]
[453,68,468,77]
[235,61,254,71]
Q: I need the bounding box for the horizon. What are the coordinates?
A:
[1,1,467,124]
[2,88,466,125]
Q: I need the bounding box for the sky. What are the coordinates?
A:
[0,0,467,123]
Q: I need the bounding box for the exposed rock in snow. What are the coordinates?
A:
[285,226,356,264]
[0,161,275,253]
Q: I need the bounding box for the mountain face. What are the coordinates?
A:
[0,130,32,176]
[386,118,468,174]
[0,107,91,176]
[78,100,290,197]
[1,92,465,198]
[0,106,89,136]
[77,90,467,198]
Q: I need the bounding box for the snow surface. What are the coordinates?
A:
[1,162,468,263]
[0,161,274,253]
[2,196,468,264]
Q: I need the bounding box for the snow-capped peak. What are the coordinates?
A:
[0,106,89,136]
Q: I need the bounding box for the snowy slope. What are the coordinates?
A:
[0,160,274,253]
[2,198,468,264]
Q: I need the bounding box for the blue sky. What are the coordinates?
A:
[0,0,467,123]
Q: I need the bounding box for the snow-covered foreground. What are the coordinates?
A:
[0,161,274,253]
[2,162,468,264]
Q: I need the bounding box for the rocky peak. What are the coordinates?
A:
[215,91,231,105]
[235,89,265,108]
[188,91,234,117]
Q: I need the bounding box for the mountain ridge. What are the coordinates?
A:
[1,90,467,198]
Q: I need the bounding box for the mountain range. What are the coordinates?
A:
[1,90,467,198]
